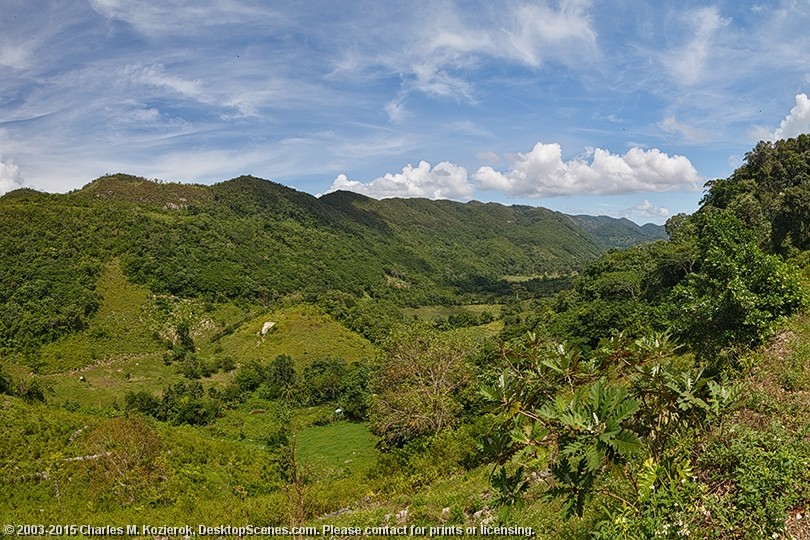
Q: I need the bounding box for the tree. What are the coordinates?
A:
[669,211,805,360]
[268,354,297,391]
[84,416,162,504]
[301,357,345,405]
[370,324,475,448]
[337,360,373,420]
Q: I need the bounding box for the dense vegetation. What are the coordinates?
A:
[0,174,662,355]
[2,135,810,538]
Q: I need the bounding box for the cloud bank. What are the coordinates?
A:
[328,142,702,201]
[474,143,702,197]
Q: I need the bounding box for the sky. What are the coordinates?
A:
[1,1,810,224]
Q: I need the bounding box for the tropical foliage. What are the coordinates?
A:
[2,135,810,537]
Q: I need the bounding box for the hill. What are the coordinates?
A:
[0,173,663,353]
[569,214,667,248]
[2,136,810,538]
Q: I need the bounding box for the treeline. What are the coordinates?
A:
[124,354,373,429]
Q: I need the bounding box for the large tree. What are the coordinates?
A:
[369,325,475,447]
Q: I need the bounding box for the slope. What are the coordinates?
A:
[1,173,664,353]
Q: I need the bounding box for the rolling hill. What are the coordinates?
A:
[0,173,664,353]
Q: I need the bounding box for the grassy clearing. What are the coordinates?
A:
[36,262,160,374]
[297,421,378,476]
[30,263,374,384]
[45,351,168,408]
[210,304,376,367]
[737,314,810,431]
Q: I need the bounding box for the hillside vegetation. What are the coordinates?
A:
[2,135,810,539]
[0,174,662,355]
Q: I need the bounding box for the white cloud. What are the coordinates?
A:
[384,97,408,124]
[88,0,274,35]
[474,143,702,197]
[664,7,730,85]
[628,199,669,218]
[506,0,598,67]
[476,150,500,163]
[328,161,474,200]
[772,93,810,139]
[728,154,743,169]
[439,0,596,66]
[131,63,206,103]
[660,115,706,143]
[334,0,598,102]
[0,155,24,195]
[0,39,33,69]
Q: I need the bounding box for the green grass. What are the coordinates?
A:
[36,262,160,374]
[29,266,375,410]
[211,304,376,367]
[297,421,378,475]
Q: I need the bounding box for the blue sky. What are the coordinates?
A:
[1,0,810,223]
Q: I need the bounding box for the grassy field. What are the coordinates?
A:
[25,263,376,411]
[297,421,378,474]
[208,303,377,367]
[35,262,161,374]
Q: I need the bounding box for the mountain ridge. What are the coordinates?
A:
[0,173,665,351]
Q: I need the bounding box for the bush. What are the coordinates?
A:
[124,390,162,418]
[698,423,810,538]
[16,376,47,402]
[370,325,475,448]
[337,360,373,420]
[300,357,345,406]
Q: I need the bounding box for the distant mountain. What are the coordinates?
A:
[0,174,667,351]
[568,214,667,248]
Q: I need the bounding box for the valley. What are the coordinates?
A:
[3,135,810,538]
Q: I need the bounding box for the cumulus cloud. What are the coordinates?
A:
[627,199,669,219]
[328,161,474,200]
[474,143,702,197]
[0,155,24,195]
[772,93,810,139]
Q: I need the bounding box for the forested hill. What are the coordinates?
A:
[0,173,662,352]
[4,137,810,538]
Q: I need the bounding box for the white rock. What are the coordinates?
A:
[260,321,276,335]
